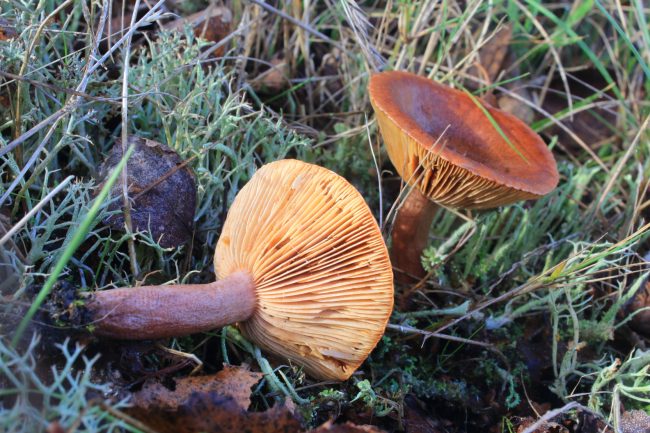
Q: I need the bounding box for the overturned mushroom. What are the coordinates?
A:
[369,71,559,282]
[86,159,394,380]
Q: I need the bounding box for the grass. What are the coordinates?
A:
[1,0,649,432]
[11,144,134,347]
[0,335,133,432]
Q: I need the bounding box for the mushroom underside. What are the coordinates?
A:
[215,160,394,380]
[369,71,559,201]
[376,107,540,209]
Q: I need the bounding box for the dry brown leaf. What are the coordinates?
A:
[400,395,443,433]
[131,394,302,433]
[478,25,512,85]
[467,24,513,105]
[310,420,387,433]
[628,280,650,336]
[127,363,392,433]
[251,54,290,92]
[97,135,196,248]
[127,364,306,433]
[498,89,535,124]
[515,417,568,433]
[164,5,232,56]
[318,48,344,96]
[0,18,18,41]
[132,364,263,411]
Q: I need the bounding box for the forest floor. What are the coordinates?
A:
[0,1,649,432]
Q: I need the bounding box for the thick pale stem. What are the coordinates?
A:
[391,188,436,284]
[86,271,256,340]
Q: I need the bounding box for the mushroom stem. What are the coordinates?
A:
[85,271,256,340]
[391,188,437,284]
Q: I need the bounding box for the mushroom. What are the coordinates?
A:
[86,159,394,381]
[368,71,559,282]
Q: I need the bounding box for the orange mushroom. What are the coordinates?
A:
[369,71,559,282]
[86,159,394,381]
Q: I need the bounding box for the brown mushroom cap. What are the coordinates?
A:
[369,71,559,209]
[215,160,394,380]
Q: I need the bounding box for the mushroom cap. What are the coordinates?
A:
[215,160,394,380]
[369,71,559,209]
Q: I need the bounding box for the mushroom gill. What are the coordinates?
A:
[215,160,394,380]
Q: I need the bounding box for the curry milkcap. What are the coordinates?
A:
[215,160,394,380]
[87,159,394,381]
[369,71,559,209]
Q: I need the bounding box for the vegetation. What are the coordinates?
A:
[1,0,648,432]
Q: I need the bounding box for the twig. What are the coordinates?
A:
[433,280,544,336]
[595,114,650,211]
[394,300,471,319]
[0,176,74,248]
[518,402,606,433]
[364,114,383,229]
[96,401,159,433]
[132,154,199,201]
[0,109,69,159]
[387,323,493,349]
[0,70,117,103]
[387,323,511,370]
[120,0,142,277]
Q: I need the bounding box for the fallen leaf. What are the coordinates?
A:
[132,393,303,433]
[515,417,568,433]
[45,421,65,433]
[0,18,18,41]
[251,54,290,92]
[469,25,513,85]
[132,364,264,411]
[128,363,391,433]
[310,420,387,433]
[498,88,535,124]
[467,25,512,106]
[317,48,344,96]
[128,364,306,433]
[164,5,232,56]
[97,135,197,248]
[401,395,443,433]
[628,279,650,336]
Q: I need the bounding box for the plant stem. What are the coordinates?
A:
[391,188,436,284]
[85,271,257,340]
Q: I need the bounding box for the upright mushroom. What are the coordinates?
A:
[86,159,394,381]
[369,71,559,282]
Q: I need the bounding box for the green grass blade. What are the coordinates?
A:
[11,145,135,348]
[524,0,623,101]
[462,88,529,164]
[594,0,650,79]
